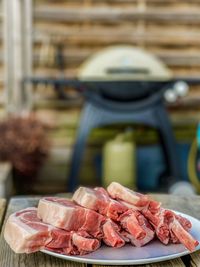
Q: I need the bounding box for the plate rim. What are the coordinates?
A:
[41,210,200,265]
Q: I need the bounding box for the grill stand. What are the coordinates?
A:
[68,91,181,192]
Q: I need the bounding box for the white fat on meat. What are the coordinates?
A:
[4,208,52,253]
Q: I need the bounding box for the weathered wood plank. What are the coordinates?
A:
[32,49,200,67]
[191,252,200,266]
[0,197,86,267]
[34,26,200,46]
[34,7,200,24]
[35,0,200,4]
[93,258,185,267]
[0,163,13,198]
[0,198,6,230]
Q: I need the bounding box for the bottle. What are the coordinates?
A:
[102,131,136,189]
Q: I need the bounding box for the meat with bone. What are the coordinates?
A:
[4,208,100,255]
[73,187,151,242]
[95,187,148,240]
[162,209,199,252]
[119,211,155,248]
[4,182,199,256]
[38,197,125,247]
[107,182,199,251]
[37,197,105,238]
[107,182,161,213]
[119,210,146,240]
[102,219,125,247]
[72,187,128,220]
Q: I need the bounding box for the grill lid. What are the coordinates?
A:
[78,45,172,81]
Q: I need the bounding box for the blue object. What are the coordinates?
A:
[137,143,191,191]
[197,123,200,149]
[137,145,164,191]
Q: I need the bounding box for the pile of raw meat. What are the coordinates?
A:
[4,182,199,255]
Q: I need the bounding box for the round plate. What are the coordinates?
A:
[41,211,200,265]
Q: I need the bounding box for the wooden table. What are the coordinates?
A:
[0,195,200,267]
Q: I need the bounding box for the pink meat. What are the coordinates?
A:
[37,197,105,238]
[38,197,125,248]
[102,219,125,248]
[120,210,155,247]
[71,231,101,254]
[134,210,155,245]
[135,208,170,245]
[47,230,100,256]
[121,230,153,247]
[73,187,128,220]
[4,208,53,253]
[4,183,198,255]
[107,182,161,213]
[107,183,199,251]
[176,214,192,231]
[143,208,170,245]
[107,182,150,207]
[170,217,199,251]
[4,208,100,255]
[118,199,165,245]
[73,187,149,242]
[119,210,146,240]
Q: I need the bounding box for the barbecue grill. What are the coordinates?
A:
[67,45,181,192]
[78,46,172,101]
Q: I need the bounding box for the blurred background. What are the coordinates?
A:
[1,0,200,197]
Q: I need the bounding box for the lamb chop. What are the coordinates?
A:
[4,208,100,255]
[107,182,199,251]
[107,182,161,213]
[38,197,125,248]
[37,197,105,238]
[120,210,155,247]
[102,219,125,247]
[73,187,152,241]
[72,187,128,220]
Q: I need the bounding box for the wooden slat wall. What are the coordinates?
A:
[30,0,200,193]
[1,0,200,193]
[32,0,200,140]
[0,1,4,102]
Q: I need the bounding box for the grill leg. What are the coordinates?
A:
[155,105,181,186]
[67,103,99,192]
[68,98,181,192]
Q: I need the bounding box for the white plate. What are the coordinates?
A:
[41,211,200,265]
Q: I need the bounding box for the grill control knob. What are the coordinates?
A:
[164,89,177,103]
[174,81,189,97]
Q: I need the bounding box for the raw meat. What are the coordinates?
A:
[4,208,52,253]
[119,210,146,240]
[73,187,150,241]
[38,197,124,248]
[71,231,100,254]
[4,208,100,255]
[4,182,198,256]
[107,182,161,213]
[170,218,198,252]
[73,187,128,220]
[102,219,125,247]
[119,209,155,247]
[107,182,198,251]
[38,197,105,238]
